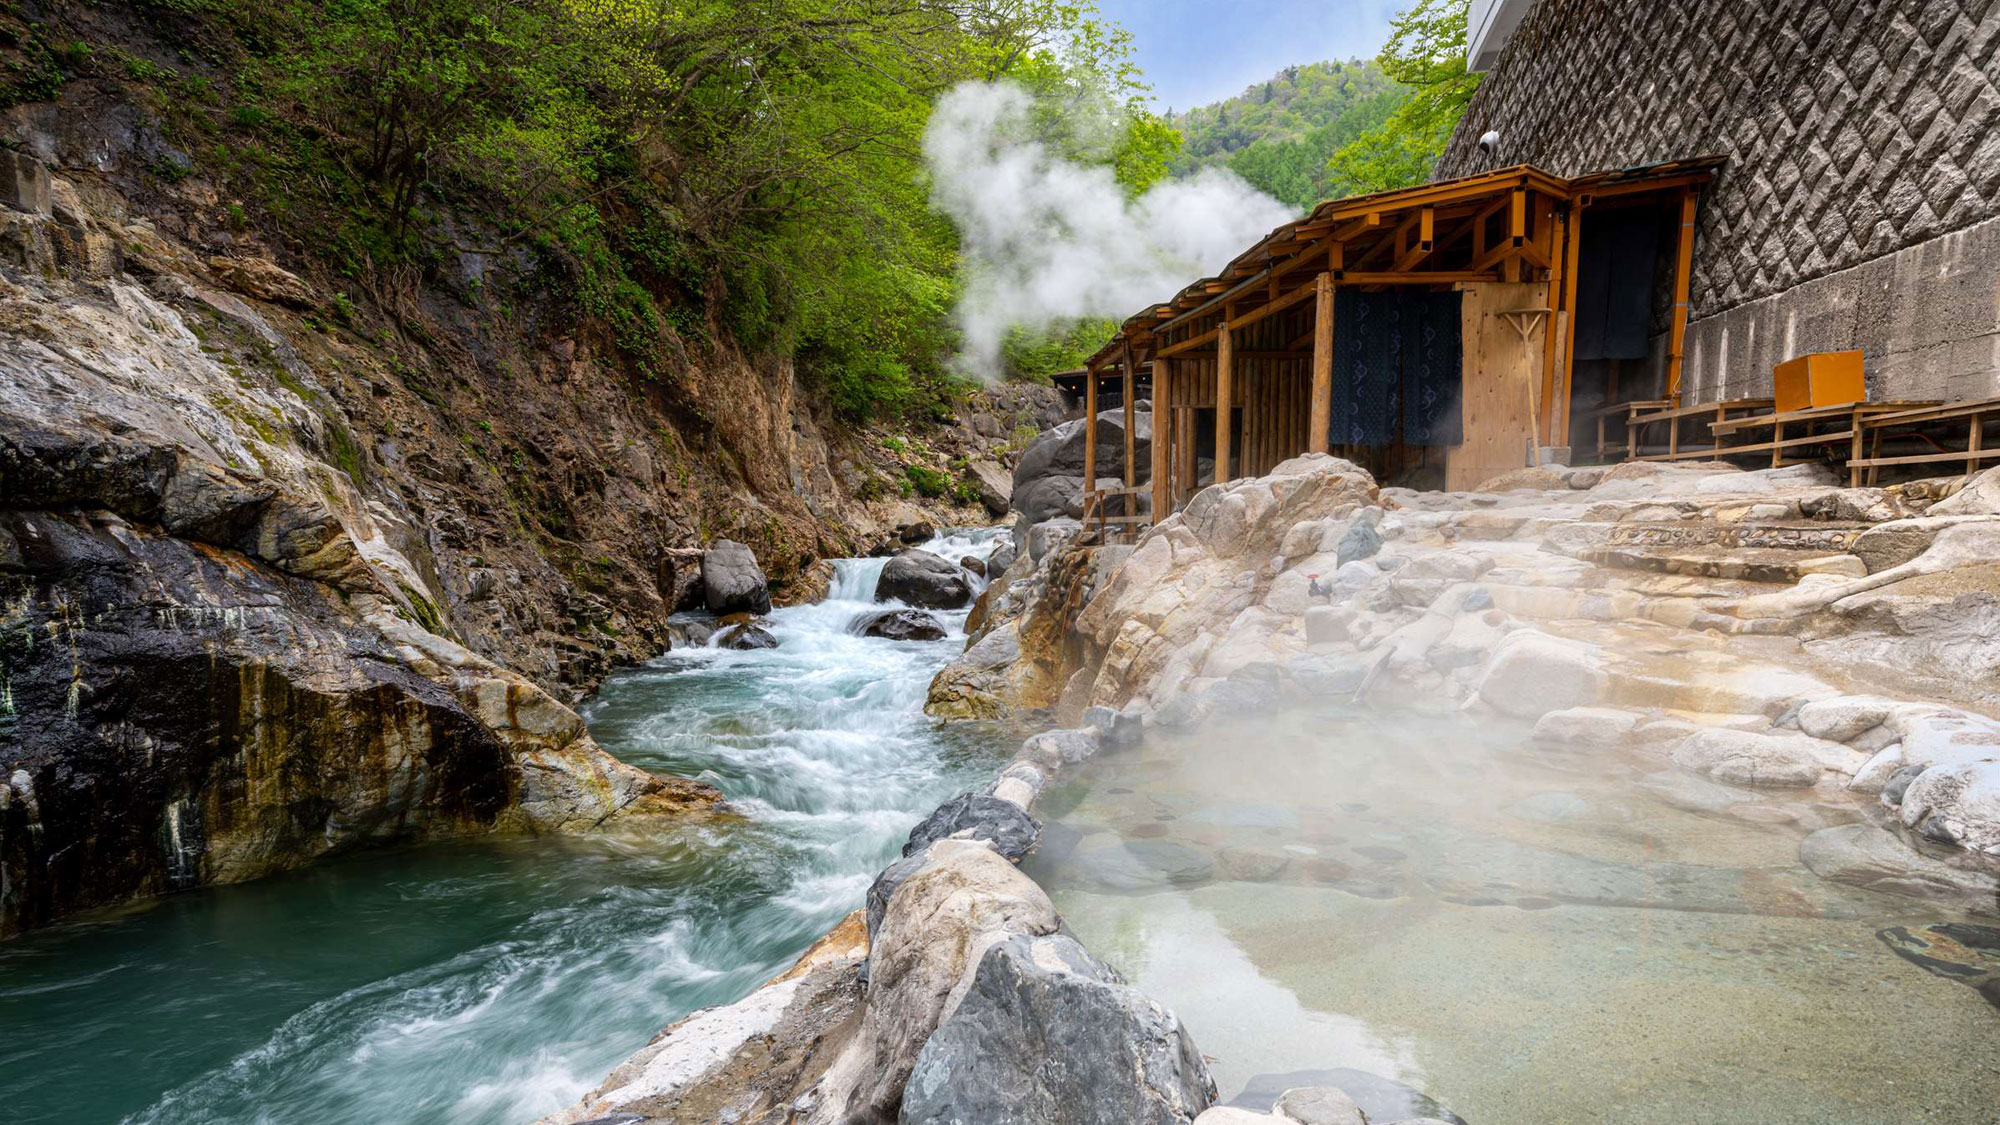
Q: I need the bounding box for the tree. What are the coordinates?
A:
[1322,0,1480,196]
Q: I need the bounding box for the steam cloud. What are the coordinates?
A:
[924,81,1296,379]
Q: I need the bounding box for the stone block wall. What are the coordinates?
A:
[1436,0,2000,404]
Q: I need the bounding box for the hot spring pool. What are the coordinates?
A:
[1021,704,2000,1124]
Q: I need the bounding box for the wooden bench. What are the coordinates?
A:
[1573,398,1671,461]
[1627,398,1775,460]
[1850,396,2000,485]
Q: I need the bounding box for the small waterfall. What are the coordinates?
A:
[828,556,892,602]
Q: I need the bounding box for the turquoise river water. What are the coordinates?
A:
[0,535,1007,1125]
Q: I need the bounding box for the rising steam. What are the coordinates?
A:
[924,81,1296,379]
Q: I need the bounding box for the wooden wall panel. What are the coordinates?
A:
[1447,281,1551,490]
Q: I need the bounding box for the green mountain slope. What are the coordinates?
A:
[1167,59,1411,213]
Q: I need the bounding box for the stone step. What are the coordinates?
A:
[1602,520,1869,553]
[1577,543,1863,584]
[1483,581,1796,635]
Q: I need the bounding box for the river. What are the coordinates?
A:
[0,534,1006,1125]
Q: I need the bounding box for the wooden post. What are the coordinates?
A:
[1310,272,1334,454]
[1215,323,1234,483]
[1152,358,1172,522]
[1666,186,1699,406]
[1555,204,1583,440]
[1083,360,1098,504]
[1121,344,1137,497]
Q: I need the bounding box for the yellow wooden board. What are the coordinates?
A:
[1446,281,1550,490]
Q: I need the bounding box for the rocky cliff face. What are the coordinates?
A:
[0,95,1059,934]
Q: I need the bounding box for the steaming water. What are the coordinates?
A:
[1025,704,2000,1125]
[0,534,1007,1125]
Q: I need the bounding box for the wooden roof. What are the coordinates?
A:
[1084,157,1724,369]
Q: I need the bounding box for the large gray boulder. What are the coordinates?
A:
[1012,409,1152,492]
[966,459,1014,516]
[818,841,1060,1121]
[700,539,770,615]
[875,549,972,609]
[901,932,1215,1125]
[902,792,1041,862]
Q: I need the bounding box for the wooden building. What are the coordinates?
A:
[1079,160,1718,534]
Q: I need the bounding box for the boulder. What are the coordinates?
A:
[1929,465,2000,516]
[1476,631,1607,718]
[1334,518,1383,566]
[700,539,771,615]
[851,608,949,641]
[961,554,988,578]
[900,520,938,544]
[1531,707,1642,748]
[875,549,973,609]
[1850,517,1989,573]
[1083,704,1145,750]
[901,933,1215,1125]
[966,459,1014,516]
[820,841,1061,1122]
[715,623,777,650]
[1022,727,1101,767]
[902,792,1042,862]
[1799,823,1999,907]
[1012,411,1152,495]
[1272,1086,1369,1125]
[1795,695,1901,742]
[1028,517,1084,563]
[1670,729,1848,788]
[1900,761,2000,852]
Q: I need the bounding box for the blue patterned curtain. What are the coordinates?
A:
[1329,290,1463,447]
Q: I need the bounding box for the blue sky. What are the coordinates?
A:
[1094,0,1403,113]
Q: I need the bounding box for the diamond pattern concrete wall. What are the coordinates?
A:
[1437,0,2000,403]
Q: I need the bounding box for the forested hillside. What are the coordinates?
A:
[1166,59,1409,212]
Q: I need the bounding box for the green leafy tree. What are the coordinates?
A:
[1322,0,1481,195]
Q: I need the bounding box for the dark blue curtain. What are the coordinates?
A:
[1330,290,1462,447]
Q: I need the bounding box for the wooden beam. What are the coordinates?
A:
[1666,186,1699,405]
[1335,270,1500,284]
[1216,325,1234,484]
[1393,207,1435,271]
[1228,279,1319,332]
[1310,272,1334,455]
[1156,326,1220,358]
[1332,213,1382,241]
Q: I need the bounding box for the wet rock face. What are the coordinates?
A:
[0,512,515,935]
[715,622,778,650]
[901,792,1041,862]
[901,932,1215,1125]
[874,549,972,609]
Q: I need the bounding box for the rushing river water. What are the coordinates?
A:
[0,534,1006,1125]
[1024,703,2000,1125]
